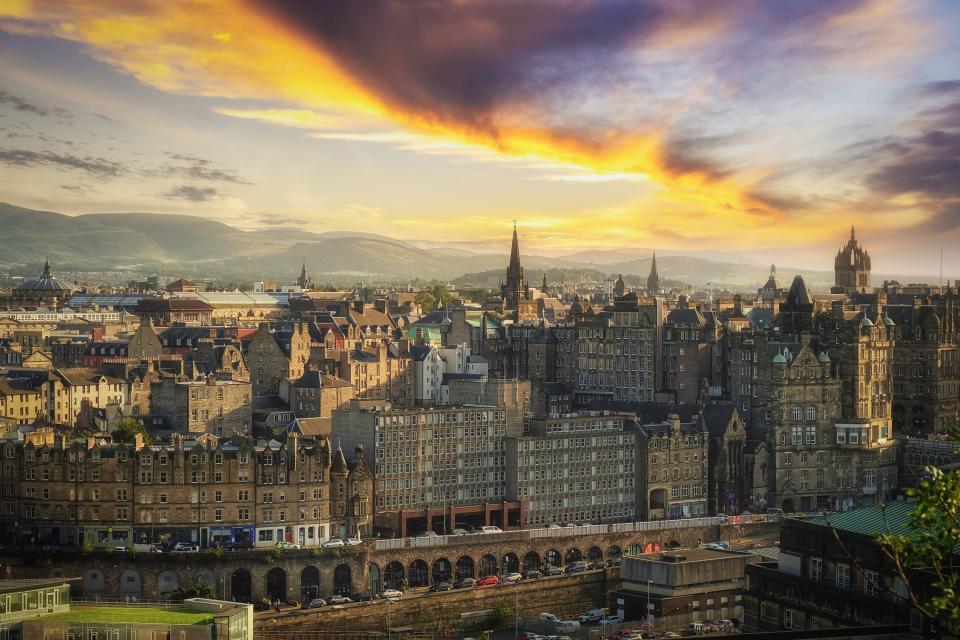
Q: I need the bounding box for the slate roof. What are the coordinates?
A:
[410,345,435,362]
[785,274,813,307]
[137,298,213,312]
[588,400,701,424]
[701,404,737,438]
[666,307,705,326]
[802,501,915,539]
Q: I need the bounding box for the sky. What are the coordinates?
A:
[1,0,959,275]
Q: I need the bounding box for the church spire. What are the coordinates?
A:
[297,257,309,289]
[647,250,662,293]
[42,257,50,279]
[509,220,521,274]
[541,271,548,294]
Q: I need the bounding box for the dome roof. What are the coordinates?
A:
[772,354,787,364]
[883,316,895,327]
[860,315,874,328]
[15,261,75,292]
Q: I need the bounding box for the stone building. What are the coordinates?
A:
[702,404,747,516]
[500,223,538,321]
[0,377,46,425]
[660,296,719,405]
[247,322,310,397]
[0,431,371,549]
[8,260,76,308]
[151,376,252,438]
[639,414,709,519]
[48,368,126,428]
[288,368,354,419]
[332,401,523,537]
[135,298,214,326]
[505,412,637,526]
[554,293,659,405]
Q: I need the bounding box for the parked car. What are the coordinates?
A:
[522,570,542,580]
[543,565,563,576]
[600,615,623,625]
[588,562,605,570]
[112,546,129,553]
[275,541,300,550]
[479,525,502,534]
[302,598,326,609]
[429,581,453,592]
[455,577,476,589]
[476,575,500,587]
[504,572,523,583]
[564,561,588,575]
[322,538,345,548]
[353,592,375,602]
[579,609,605,624]
[539,614,561,624]
[172,542,199,552]
[417,531,439,538]
[606,558,622,567]
[546,524,561,529]
[381,589,402,600]
[345,537,363,546]
[328,595,351,605]
[451,528,468,536]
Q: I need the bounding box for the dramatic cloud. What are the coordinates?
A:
[0,147,124,177]
[159,185,220,202]
[0,89,71,119]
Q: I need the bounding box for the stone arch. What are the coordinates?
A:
[650,487,667,510]
[626,543,643,556]
[266,567,287,602]
[455,555,476,580]
[334,564,352,595]
[83,569,105,599]
[120,570,142,600]
[433,557,452,584]
[565,548,582,564]
[782,497,796,513]
[666,540,682,550]
[301,566,320,602]
[545,549,561,567]
[368,562,381,594]
[587,547,603,562]
[385,561,405,589]
[607,545,622,560]
[157,571,179,600]
[644,542,663,554]
[231,569,252,603]
[408,559,429,587]
[479,554,498,577]
[196,569,217,595]
[522,551,541,572]
[502,552,520,574]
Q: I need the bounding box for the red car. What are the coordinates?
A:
[476,575,500,587]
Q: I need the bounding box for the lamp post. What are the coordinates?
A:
[514,581,520,638]
[646,579,652,630]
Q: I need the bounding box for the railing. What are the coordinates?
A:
[71,598,184,609]
[371,514,774,550]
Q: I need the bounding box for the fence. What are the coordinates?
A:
[372,514,776,550]
[254,632,421,640]
[70,598,185,609]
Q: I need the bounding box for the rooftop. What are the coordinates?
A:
[0,578,75,595]
[44,605,213,625]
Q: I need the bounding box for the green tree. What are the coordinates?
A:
[111,418,153,445]
[415,291,438,313]
[431,285,456,309]
[879,426,960,630]
[168,576,216,601]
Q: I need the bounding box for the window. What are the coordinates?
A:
[865,570,879,596]
[809,557,822,581]
[837,430,846,444]
[784,608,794,629]
[784,452,793,466]
[836,563,851,590]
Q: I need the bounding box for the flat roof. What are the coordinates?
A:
[44,605,213,625]
[0,578,77,595]
[630,548,751,562]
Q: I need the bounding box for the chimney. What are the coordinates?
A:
[668,413,681,433]
[415,327,425,346]
[733,294,743,315]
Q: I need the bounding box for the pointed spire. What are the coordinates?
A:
[850,225,856,244]
[647,251,662,293]
[43,258,51,278]
[331,446,348,473]
[542,271,548,293]
[509,220,521,273]
[770,263,776,277]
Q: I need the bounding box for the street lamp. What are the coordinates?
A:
[646,580,652,630]
[514,581,521,638]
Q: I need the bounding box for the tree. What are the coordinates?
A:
[168,576,216,601]
[415,291,438,313]
[879,425,960,630]
[112,418,153,445]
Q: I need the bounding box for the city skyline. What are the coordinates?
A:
[1,1,960,274]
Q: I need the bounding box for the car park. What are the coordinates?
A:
[600,615,623,625]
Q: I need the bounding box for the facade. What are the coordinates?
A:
[615,549,759,631]
[640,414,709,519]
[151,377,252,437]
[505,412,636,526]
[332,401,522,537]
[9,261,76,308]
[0,378,45,425]
[247,322,310,397]
[0,432,371,549]
[743,504,925,633]
[288,369,354,419]
[661,298,719,404]
[135,298,214,326]
[48,368,126,428]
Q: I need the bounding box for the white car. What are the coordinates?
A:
[323,538,345,548]
[504,572,522,583]
[345,537,363,546]
[328,595,351,604]
[173,542,199,552]
[381,589,403,600]
[479,526,502,534]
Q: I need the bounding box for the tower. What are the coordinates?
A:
[297,257,311,290]
[833,226,871,294]
[501,221,529,312]
[614,274,626,297]
[647,251,662,293]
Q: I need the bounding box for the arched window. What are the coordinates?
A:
[792,407,802,421]
[805,406,816,421]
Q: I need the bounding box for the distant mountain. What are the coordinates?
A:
[0,202,944,289]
